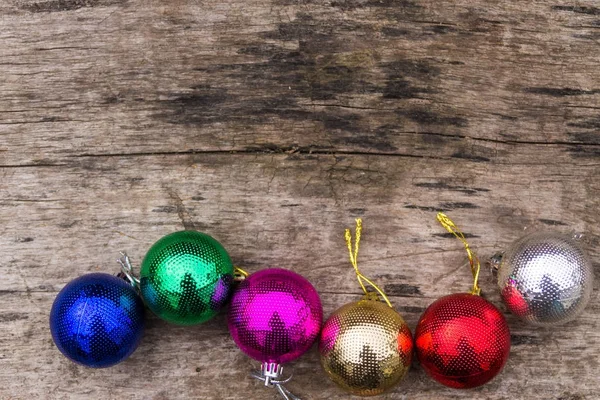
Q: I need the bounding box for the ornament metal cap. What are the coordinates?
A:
[488,252,503,279]
[117,251,140,289]
[250,362,300,400]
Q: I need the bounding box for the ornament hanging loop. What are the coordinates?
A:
[250,363,301,400]
[345,218,393,308]
[436,213,481,296]
[234,266,249,282]
[117,252,140,289]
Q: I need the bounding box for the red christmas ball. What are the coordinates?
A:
[415,293,510,389]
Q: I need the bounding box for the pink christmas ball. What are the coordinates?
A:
[228,268,323,364]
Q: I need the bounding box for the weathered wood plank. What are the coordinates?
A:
[1,0,600,399]
[1,0,600,165]
[1,153,598,294]
[0,154,598,398]
[1,291,599,400]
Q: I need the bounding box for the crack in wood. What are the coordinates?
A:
[21,0,125,13]
[552,5,600,16]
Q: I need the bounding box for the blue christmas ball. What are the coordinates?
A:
[50,273,145,368]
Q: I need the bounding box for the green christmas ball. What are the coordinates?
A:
[139,231,234,325]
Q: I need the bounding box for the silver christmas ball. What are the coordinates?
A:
[493,231,594,326]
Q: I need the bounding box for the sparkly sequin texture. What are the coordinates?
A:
[319,299,413,396]
[49,273,145,368]
[228,268,323,364]
[496,232,594,326]
[140,231,234,325]
[415,293,510,389]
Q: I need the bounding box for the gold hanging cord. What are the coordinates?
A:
[234,266,249,281]
[345,218,393,307]
[436,212,481,296]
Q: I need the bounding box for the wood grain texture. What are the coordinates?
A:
[1,0,599,399]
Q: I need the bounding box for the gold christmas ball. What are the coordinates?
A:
[319,299,413,396]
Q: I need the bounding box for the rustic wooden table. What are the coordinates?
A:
[1,0,599,399]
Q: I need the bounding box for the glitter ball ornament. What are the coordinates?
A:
[320,219,413,396]
[320,299,413,396]
[140,230,234,325]
[228,268,322,363]
[228,268,323,398]
[50,273,145,368]
[415,293,510,388]
[492,231,594,326]
[414,213,511,389]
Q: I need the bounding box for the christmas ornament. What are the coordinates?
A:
[415,213,510,389]
[228,268,323,399]
[491,231,594,326]
[320,219,413,396]
[139,230,234,325]
[50,272,145,368]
